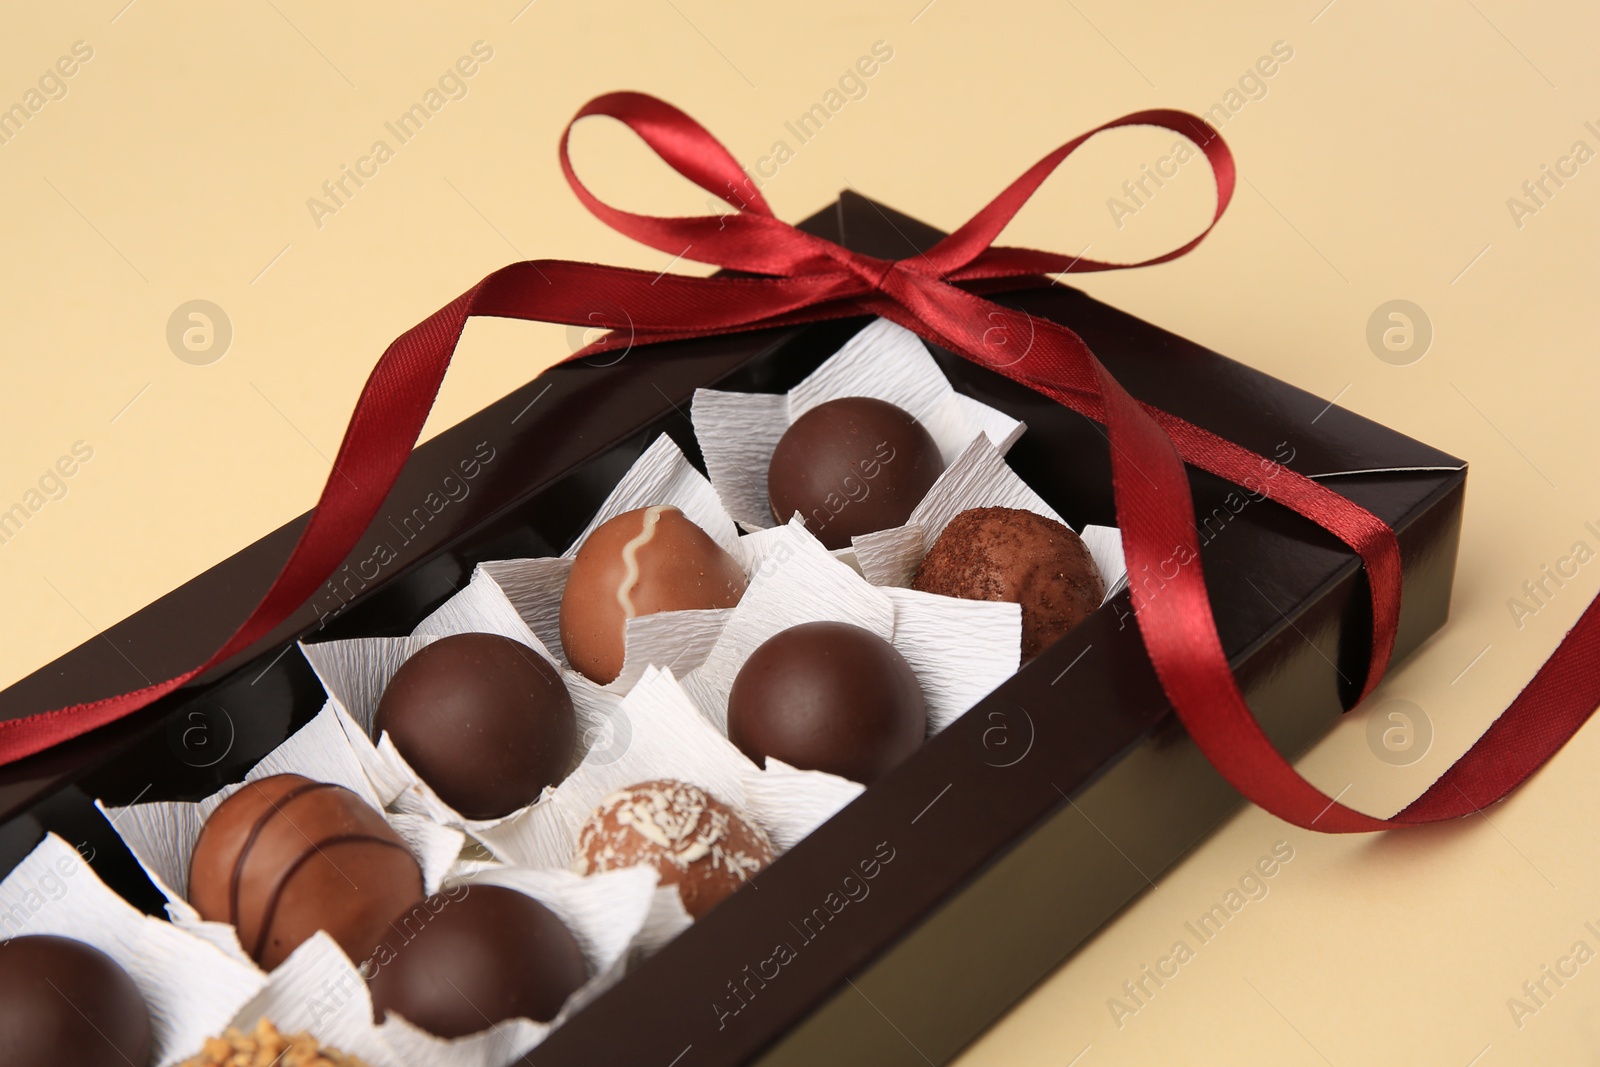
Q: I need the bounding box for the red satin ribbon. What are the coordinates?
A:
[7,92,1597,833]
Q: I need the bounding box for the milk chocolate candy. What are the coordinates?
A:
[189,774,424,970]
[559,506,746,684]
[573,779,772,919]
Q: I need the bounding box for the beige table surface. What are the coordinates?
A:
[3,2,1597,1063]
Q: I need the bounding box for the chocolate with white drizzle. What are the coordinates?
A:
[573,779,773,918]
[559,505,747,684]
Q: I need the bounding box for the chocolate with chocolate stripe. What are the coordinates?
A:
[188,773,422,969]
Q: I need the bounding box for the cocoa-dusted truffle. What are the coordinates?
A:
[374,632,576,819]
[189,774,423,970]
[727,621,927,784]
[367,885,586,1038]
[573,779,772,918]
[559,506,747,684]
[768,396,944,549]
[0,934,152,1067]
[912,506,1105,661]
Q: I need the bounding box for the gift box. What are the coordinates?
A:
[0,188,1464,1066]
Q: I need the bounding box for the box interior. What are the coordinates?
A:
[0,193,1465,1067]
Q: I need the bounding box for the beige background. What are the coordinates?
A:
[3,1,1597,1063]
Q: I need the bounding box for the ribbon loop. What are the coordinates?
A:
[561,91,854,278]
[570,92,777,219]
[928,109,1238,281]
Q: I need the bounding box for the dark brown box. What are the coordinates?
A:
[0,192,1464,1066]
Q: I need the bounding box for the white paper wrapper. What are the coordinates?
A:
[852,434,1129,602]
[0,834,267,1067]
[471,662,853,878]
[474,664,755,869]
[692,317,1026,531]
[90,699,675,1065]
[98,704,466,965]
[740,759,864,853]
[221,864,683,1067]
[298,588,613,839]
[222,933,401,1067]
[563,432,743,561]
[296,433,755,842]
[681,519,1021,738]
[467,432,751,697]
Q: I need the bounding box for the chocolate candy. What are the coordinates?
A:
[178,1019,364,1066]
[559,505,747,684]
[374,632,576,819]
[368,885,586,1038]
[768,396,944,549]
[573,779,772,919]
[189,773,423,970]
[727,621,926,784]
[0,934,152,1067]
[912,506,1105,661]
[180,1017,366,1067]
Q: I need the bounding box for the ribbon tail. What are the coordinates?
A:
[1393,596,1600,822]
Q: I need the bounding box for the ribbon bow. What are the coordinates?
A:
[8,93,1598,833]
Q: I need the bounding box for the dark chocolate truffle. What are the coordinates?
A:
[559,505,747,684]
[912,506,1105,661]
[573,779,772,919]
[0,934,152,1067]
[189,773,424,970]
[367,884,586,1038]
[374,633,576,819]
[727,621,927,784]
[768,396,944,549]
